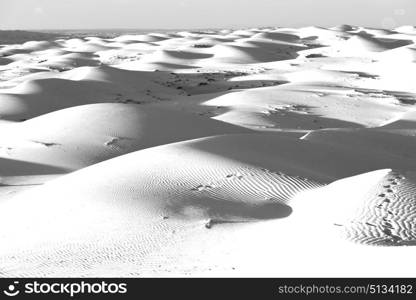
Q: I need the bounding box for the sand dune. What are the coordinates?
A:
[329,169,416,246]
[378,46,416,62]
[1,25,416,277]
[203,85,406,129]
[1,134,415,276]
[339,34,412,53]
[381,110,416,129]
[395,26,416,35]
[0,66,183,120]
[0,103,249,171]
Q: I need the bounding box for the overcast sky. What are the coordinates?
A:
[0,0,414,30]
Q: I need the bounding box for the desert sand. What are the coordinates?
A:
[0,25,416,277]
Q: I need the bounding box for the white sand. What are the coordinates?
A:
[0,25,416,277]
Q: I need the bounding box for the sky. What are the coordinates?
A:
[0,0,414,30]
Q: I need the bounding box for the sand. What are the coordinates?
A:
[0,25,416,277]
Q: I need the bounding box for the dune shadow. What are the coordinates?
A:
[183,79,290,96]
[262,105,364,130]
[0,157,67,176]
[381,120,416,130]
[168,197,292,221]
[152,62,200,70]
[0,57,13,66]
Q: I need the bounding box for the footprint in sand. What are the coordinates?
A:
[32,141,61,147]
[383,222,394,229]
[104,137,119,147]
[225,174,243,180]
[204,218,241,229]
[191,184,214,192]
